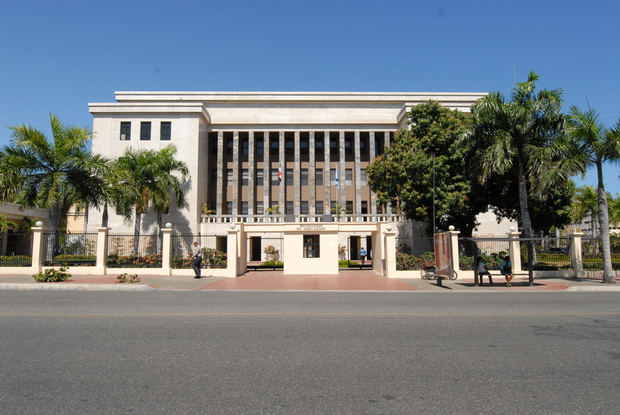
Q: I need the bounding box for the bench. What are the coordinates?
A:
[246,264,283,271]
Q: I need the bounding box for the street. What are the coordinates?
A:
[1,291,619,414]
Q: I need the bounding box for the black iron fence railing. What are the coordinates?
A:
[107,233,162,268]
[171,234,227,269]
[42,232,98,266]
[582,237,620,270]
[0,232,32,267]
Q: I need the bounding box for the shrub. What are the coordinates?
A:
[396,251,434,270]
[0,255,32,267]
[49,254,96,266]
[339,260,360,268]
[264,245,280,262]
[107,254,162,268]
[117,273,140,283]
[33,266,71,282]
[261,260,283,267]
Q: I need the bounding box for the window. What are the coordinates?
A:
[226,139,233,155]
[316,139,323,152]
[270,138,278,155]
[120,122,131,140]
[303,235,320,258]
[271,169,279,185]
[361,200,368,214]
[285,137,294,154]
[270,201,279,213]
[345,169,353,186]
[227,169,233,184]
[361,169,367,185]
[256,201,264,215]
[286,201,293,214]
[242,169,248,186]
[140,122,151,140]
[315,201,323,215]
[210,169,217,185]
[286,168,293,184]
[300,139,308,153]
[346,201,353,214]
[257,140,264,155]
[301,169,308,185]
[160,122,171,141]
[242,138,248,155]
[240,201,248,215]
[226,201,233,214]
[330,201,337,214]
[330,168,336,185]
[315,168,323,186]
[256,169,264,186]
[301,201,308,214]
[345,136,353,154]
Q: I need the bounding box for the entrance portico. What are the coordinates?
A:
[236,222,394,276]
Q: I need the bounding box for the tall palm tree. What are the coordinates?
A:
[572,186,600,236]
[568,106,620,283]
[0,114,95,253]
[466,72,577,273]
[115,145,188,254]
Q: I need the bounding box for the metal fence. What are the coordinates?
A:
[521,238,572,270]
[171,234,227,269]
[0,232,32,267]
[459,238,510,270]
[42,232,98,266]
[107,233,162,268]
[582,237,620,270]
[395,237,434,270]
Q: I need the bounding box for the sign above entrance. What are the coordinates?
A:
[295,224,326,232]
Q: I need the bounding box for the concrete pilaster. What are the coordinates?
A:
[216,131,224,216]
[369,131,377,215]
[339,130,345,209]
[263,131,270,218]
[294,131,300,216]
[324,131,331,216]
[95,227,109,274]
[232,131,239,216]
[385,131,392,215]
[309,131,315,217]
[508,231,522,273]
[30,226,44,274]
[449,229,460,273]
[354,130,361,218]
[226,227,238,277]
[570,231,584,278]
[248,131,254,216]
[279,131,285,218]
[384,226,396,278]
[161,227,172,274]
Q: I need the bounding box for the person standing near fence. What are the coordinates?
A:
[501,255,513,287]
[359,247,367,265]
[191,241,203,279]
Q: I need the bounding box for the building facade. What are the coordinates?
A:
[88,91,486,259]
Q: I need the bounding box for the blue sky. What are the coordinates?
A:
[1,0,618,193]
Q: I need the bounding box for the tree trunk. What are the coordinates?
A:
[47,205,61,263]
[596,163,615,284]
[133,209,141,256]
[101,203,109,228]
[156,209,163,254]
[518,172,536,284]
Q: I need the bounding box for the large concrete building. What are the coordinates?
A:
[88,91,487,259]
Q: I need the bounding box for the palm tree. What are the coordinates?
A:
[0,214,18,232]
[115,145,188,254]
[568,106,620,283]
[466,72,577,275]
[572,186,599,236]
[0,114,95,254]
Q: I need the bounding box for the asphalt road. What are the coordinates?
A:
[1,291,619,414]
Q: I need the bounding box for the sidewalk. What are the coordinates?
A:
[1,271,619,292]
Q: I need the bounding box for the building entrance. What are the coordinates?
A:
[250,236,261,261]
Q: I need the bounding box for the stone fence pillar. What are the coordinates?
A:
[570,231,583,279]
[161,224,173,275]
[95,227,109,274]
[226,226,239,277]
[30,223,44,274]
[508,230,522,273]
[383,226,396,278]
[448,227,460,274]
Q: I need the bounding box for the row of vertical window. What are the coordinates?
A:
[210,168,367,186]
[120,121,171,141]
[220,200,370,215]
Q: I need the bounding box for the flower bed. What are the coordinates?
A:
[0,255,32,267]
[107,254,162,268]
[46,254,96,267]
[171,248,227,269]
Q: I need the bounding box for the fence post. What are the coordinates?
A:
[448,226,460,274]
[226,226,239,277]
[96,227,109,274]
[570,231,583,279]
[30,222,44,274]
[508,228,522,273]
[161,223,172,275]
[384,225,396,278]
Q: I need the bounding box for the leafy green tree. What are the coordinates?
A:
[115,146,188,254]
[609,194,620,226]
[0,115,98,252]
[367,100,487,236]
[0,214,19,232]
[466,72,577,267]
[571,185,599,234]
[568,106,620,283]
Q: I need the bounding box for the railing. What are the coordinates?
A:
[42,232,98,266]
[521,238,572,270]
[0,232,32,267]
[171,234,227,269]
[201,213,405,223]
[582,237,620,270]
[106,233,162,268]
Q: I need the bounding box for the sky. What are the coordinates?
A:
[1,0,618,194]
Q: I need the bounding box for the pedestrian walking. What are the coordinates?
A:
[359,247,367,265]
[500,255,513,287]
[191,241,203,279]
[477,256,493,285]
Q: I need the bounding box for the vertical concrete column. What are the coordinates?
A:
[372,228,383,275]
[30,224,44,274]
[226,226,238,277]
[263,131,270,219]
[369,131,377,217]
[161,225,172,274]
[294,131,300,216]
[508,230,522,273]
[232,131,239,216]
[324,131,331,217]
[95,227,109,274]
[279,131,285,219]
[339,130,345,209]
[449,227,460,274]
[248,131,255,217]
[216,131,224,216]
[354,130,361,219]
[238,223,247,275]
[570,231,584,279]
[309,131,316,218]
[384,226,396,278]
[385,131,392,215]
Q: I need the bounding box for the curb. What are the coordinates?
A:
[0,283,152,291]
[566,286,620,292]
